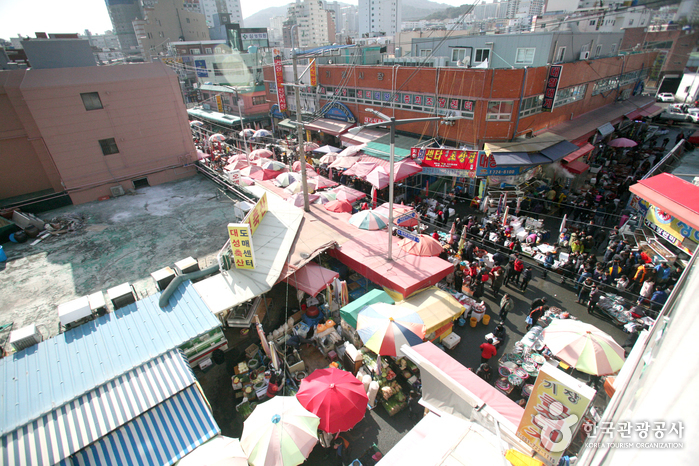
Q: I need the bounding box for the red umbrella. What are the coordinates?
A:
[296,368,368,433]
[325,199,353,213]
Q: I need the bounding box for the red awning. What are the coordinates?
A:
[637,104,663,118]
[282,261,339,297]
[304,118,355,136]
[689,130,699,145]
[564,160,590,174]
[629,173,699,231]
[563,143,594,163]
[328,230,453,298]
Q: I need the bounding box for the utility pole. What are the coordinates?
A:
[363,110,462,260]
[292,50,310,212]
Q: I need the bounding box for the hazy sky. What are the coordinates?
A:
[0,0,473,40]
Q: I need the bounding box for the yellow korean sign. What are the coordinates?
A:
[516,363,596,465]
[216,95,223,113]
[227,223,255,269]
[243,192,269,236]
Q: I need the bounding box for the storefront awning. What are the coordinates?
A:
[539,140,579,162]
[597,122,615,137]
[278,118,297,131]
[363,133,427,161]
[304,118,355,136]
[328,230,453,299]
[627,104,663,119]
[341,128,387,146]
[282,261,339,297]
[397,287,465,335]
[340,289,394,328]
[563,143,594,163]
[491,152,533,166]
[629,173,699,231]
[563,159,590,174]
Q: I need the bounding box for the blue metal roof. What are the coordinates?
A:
[63,385,219,466]
[0,283,220,437]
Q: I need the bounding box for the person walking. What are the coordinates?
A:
[479,339,498,363]
[491,267,504,297]
[503,258,517,287]
[588,286,602,314]
[526,305,548,331]
[530,297,547,312]
[499,294,514,322]
[520,266,533,291]
[542,251,555,279]
[512,256,525,286]
[408,391,422,421]
[475,363,493,382]
[578,277,594,304]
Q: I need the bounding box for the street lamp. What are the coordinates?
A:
[362,110,463,260]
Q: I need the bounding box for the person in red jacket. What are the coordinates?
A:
[512,257,525,286]
[480,338,498,363]
[526,305,549,331]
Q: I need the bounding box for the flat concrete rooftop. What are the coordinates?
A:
[0,175,245,343]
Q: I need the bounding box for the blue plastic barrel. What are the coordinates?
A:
[0,245,6,262]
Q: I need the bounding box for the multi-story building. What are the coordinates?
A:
[359,0,402,38]
[84,30,124,64]
[282,19,300,49]
[0,62,197,205]
[263,49,656,149]
[133,0,210,62]
[269,16,286,44]
[104,0,144,53]
[289,0,333,48]
[184,0,244,28]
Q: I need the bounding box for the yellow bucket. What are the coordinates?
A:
[482,314,490,325]
[470,317,478,328]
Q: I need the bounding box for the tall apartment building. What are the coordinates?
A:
[186,0,244,28]
[358,0,402,37]
[269,16,286,44]
[133,0,210,61]
[339,6,359,37]
[289,0,332,48]
[104,0,144,51]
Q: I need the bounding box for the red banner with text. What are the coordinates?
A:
[273,49,287,112]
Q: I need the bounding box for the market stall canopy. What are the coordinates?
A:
[332,185,366,203]
[484,132,578,163]
[328,156,360,170]
[282,262,339,297]
[401,342,525,435]
[629,173,699,231]
[373,203,418,227]
[328,230,453,298]
[563,143,594,163]
[376,412,514,466]
[343,161,377,178]
[304,118,355,136]
[341,128,386,146]
[393,159,423,182]
[340,289,394,328]
[563,159,590,175]
[363,133,425,161]
[312,145,342,154]
[397,287,465,335]
[365,166,389,189]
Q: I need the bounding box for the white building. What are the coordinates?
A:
[289,0,332,48]
[269,16,286,44]
[359,0,402,37]
[675,0,699,24]
[185,0,244,28]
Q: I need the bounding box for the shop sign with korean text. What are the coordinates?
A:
[243,192,269,236]
[309,59,317,87]
[410,147,478,173]
[542,65,562,112]
[516,363,596,466]
[273,49,287,112]
[476,152,527,177]
[632,196,699,253]
[227,223,256,269]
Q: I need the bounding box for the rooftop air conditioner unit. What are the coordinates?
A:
[10,324,43,351]
[579,51,590,60]
[58,296,95,331]
[111,185,125,197]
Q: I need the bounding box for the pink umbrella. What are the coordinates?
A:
[371,186,377,209]
[365,166,389,189]
[312,176,338,190]
[304,142,320,151]
[328,156,360,170]
[288,192,320,207]
[343,162,377,178]
[399,234,444,257]
[325,199,353,213]
[333,186,366,203]
[319,154,337,164]
[607,138,637,148]
[250,148,274,159]
[374,203,418,227]
[240,176,255,186]
[242,165,277,181]
[394,159,423,182]
[305,168,319,178]
[292,160,316,172]
[225,159,250,171]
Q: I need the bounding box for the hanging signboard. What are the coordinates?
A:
[194,59,208,77]
[243,192,269,236]
[632,196,699,253]
[476,152,527,177]
[420,167,477,178]
[273,49,287,112]
[542,65,562,112]
[320,101,356,123]
[410,147,478,173]
[309,59,317,86]
[516,363,595,466]
[227,223,256,269]
[396,227,420,243]
[215,95,223,113]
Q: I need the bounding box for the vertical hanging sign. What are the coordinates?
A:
[215,95,223,113]
[542,65,562,112]
[309,58,317,87]
[273,49,287,112]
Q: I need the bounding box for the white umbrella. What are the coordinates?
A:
[240,128,255,138]
[286,180,316,194]
[253,129,272,138]
[275,172,301,187]
[209,133,226,143]
[178,436,248,466]
[337,144,365,157]
[319,153,337,164]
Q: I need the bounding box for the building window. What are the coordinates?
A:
[252,95,266,105]
[99,138,119,156]
[515,48,535,64]
[519,95,543,117]
[629,19,634,26]
[420,49,432,57]
[205,47,212,54]
[451,47,468,63]
[554,47,566,63]
[474,48,490,63]
[186,18,191,23]
[611,43,617,53]
[554,84,587,107]
[486,101,513,121]
[81,92,103,111]
[589,20,596,26]
[213,63,224,76]
[595,45,602,58]
[190,48,200,54]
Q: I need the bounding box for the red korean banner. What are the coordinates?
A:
[542,65,562,112]
[309,58,317,87]
[410,147,478,172]
[273,49,287,112]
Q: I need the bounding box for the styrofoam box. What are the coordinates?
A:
[442,333,461,350]
[58,296,92,327]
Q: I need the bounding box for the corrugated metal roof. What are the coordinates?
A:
[67,385,219,466]
[1,350,196,466]
[0,282,220,437]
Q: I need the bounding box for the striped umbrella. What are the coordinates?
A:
[288,192,320,207]
[356,303,425,357]
[314,192,336,205]
[349,210,387,230]
[209,133,226,143]
[275,172,300,187]
[543,320,626,376]
[189,120,204,127]
[285,180,317,194]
